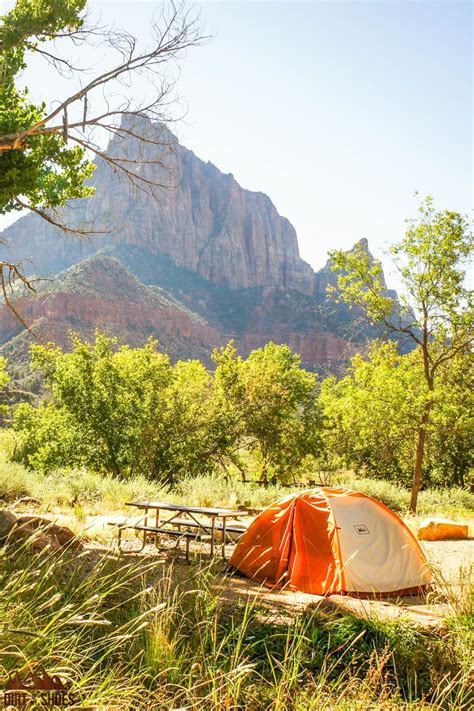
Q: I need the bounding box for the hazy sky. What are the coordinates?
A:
[2,1,472,279]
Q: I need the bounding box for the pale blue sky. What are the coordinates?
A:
[2,1,472,279]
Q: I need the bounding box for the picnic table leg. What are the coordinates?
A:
[141,508,150,552]
[155,508,160,548]
[116,525,147,554]
[210,516,216,557]
[144,507,154,549]
[221,518,227,559]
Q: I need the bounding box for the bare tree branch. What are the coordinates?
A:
[14,197,109,236]
[1,2,207,156]
[0,261,39,338]
[1,1,207,333]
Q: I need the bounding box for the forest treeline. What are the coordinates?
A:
[4,331,472,490]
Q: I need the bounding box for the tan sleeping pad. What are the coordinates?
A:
[417,518,469,541]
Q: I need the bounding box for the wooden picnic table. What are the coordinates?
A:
[112,500,246,560]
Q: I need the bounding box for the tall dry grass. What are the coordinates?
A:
[1,460,473,523]
[0,531,472,709]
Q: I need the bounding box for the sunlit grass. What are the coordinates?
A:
[0,537,471,709]
[1,457,472,532]
[1,427,472,706]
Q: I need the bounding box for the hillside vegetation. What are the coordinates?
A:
[5,332,472,496]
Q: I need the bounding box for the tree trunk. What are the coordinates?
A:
[410,330,434,514]
[259,445,269,487]
[409,401,433,513]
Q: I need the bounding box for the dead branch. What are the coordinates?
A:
[1,2,207,162]
[14,198,109,236]
[0,261,39,338]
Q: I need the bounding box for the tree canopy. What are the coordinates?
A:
[1,1,94,216]
[213,341,322,484]
[13,334,323,483]
[8,326,473,496]
[329,196,473,510]
[320,341,473,488]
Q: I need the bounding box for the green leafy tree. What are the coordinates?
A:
[13,331,234,482]
[214,342,322,484]
[320,342,422,484]
[137,358,232,484]
[1,1,94,215]
[329,197,473,510]
[320,341,473,488]
[427,348,474,487]
[21,332,173,476]
[13,401,84,471]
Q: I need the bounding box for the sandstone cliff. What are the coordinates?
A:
[0,257,223,365]
[0,255,355,373]
[0,116,315,293]
[0,117,388,373]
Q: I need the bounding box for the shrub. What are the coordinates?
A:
[0,459,39,501]
[174,472,289,510]
[334,472,474,516]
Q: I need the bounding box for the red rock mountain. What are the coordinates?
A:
[0,117,385,372]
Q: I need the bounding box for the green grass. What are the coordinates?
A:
[0,539,471,710]
[1,457,472,525]
[333,472,474,520]
[0,456,164,513]
[0,431,473,708]
[174,472,290,510]
[0,458,40,501]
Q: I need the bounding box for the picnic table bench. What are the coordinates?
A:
[109,501,246,561]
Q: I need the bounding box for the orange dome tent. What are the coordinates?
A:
[230,488,432,596]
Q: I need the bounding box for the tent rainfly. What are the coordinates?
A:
[230,488,432,596]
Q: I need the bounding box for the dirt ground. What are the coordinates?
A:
[420,538,473,578]
[217,538,473,627]
[85,512,473,581]
[96,526,473,629]
[13,507,473,629]
[23,507,474,580]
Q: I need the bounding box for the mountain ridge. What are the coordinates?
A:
[0,115,316,293]
[0,253,355,373]
[0,116,388,372]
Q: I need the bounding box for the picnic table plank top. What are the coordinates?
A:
[125,501,243,517]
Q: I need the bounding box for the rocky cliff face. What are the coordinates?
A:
[0,117,386,373]
[1,116,315,293]
[0,255,354,372]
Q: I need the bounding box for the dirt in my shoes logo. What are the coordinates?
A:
[1,669,78,709]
